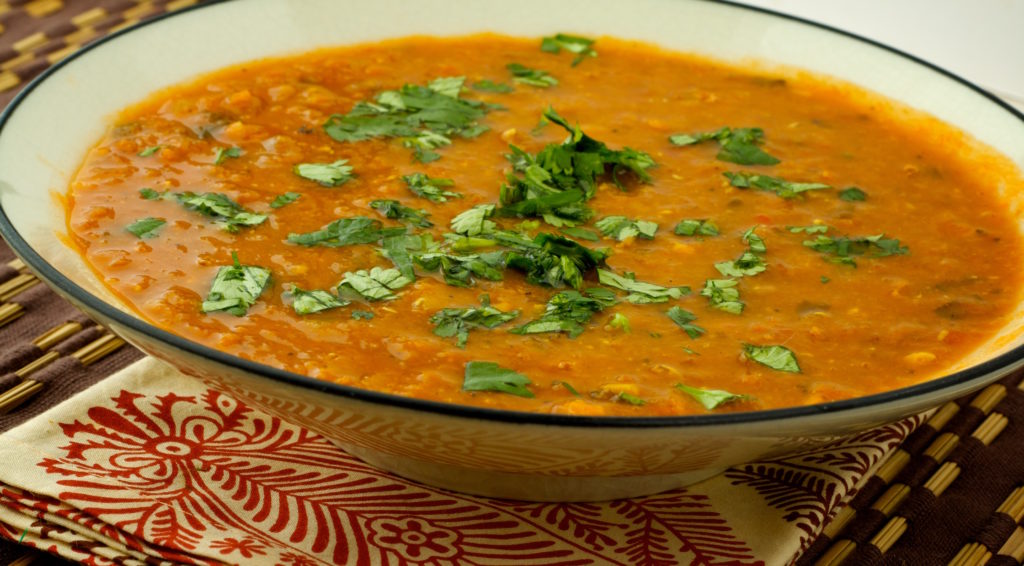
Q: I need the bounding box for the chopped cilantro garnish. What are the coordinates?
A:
[666,306,705,339]
[674,383,748,410]
[414,251,505,288]
[138,145,161,157]
[139,188,162,200]
[839,187,868,201]
[504,232,609,289]
[744,344,801,373]
[175,192,267,233]
[351,310,375,320]
[294,159,355,186]
[125,217,165,239]
[820,275,830,284]
[725,171,830,198]
[788,225,829,234]
[560,226,600,241]
[213,146,242,165]
[288,287,349,315]
[674,219,719,237]
[557,381,581,396]
[381,234,431,280]
[287,217,405,247]
[595,216,659,241]
[540,33,597,66]
[701,279,744,314]
[323,76,492,162]
[499,107,655,227]
[270,192,301,209]
[431,295,519,348]
[803,233,908,266]
[370,199,433,228]
[506,63,558,88]
[451,204,496,236]
[201,253,270,316]
[618,393,645,406]
[463,361,534,398]
[403,173,462,202]
[472,80,514,93]
[337,267,412,301]
[715,227,767,279]
[598,269,687,304]
[510,288,616,338]
[670,127,780,165]
[609,312,631,333]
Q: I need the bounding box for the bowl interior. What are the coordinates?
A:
[2,0,1024,423]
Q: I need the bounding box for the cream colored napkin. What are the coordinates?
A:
[0,357,921,565]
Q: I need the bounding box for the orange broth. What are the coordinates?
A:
[66,35,1024,416]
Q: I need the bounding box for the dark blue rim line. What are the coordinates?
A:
[1,0,1022,429]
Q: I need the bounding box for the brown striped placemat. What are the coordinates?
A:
[1,1,1024,565]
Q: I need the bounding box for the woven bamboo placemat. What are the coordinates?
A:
[0,2,1023,564]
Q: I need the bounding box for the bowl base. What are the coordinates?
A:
[343,444,725,502]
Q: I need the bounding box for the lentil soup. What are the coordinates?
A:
[66,35,1024,416]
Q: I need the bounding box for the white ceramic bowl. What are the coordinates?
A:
[2,0,1024,501]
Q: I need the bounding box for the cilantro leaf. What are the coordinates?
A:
[270,192,301,208]
[175,192,267,232]
[472,80,514,93]
[560,226,600,241]
[201,254,270,316]
[595,216,659,241]
[540,33,597,66]
[788,225,829,234]
[431,295,519,348]
[139,188,162,200]
[125,217,165,239]
[138,145,161,157]
[294,159,355,187]
[674,383,749,410]
[510,288,616,338]
[382,234,432,280]
[617,392,645,406]
[724,171,829,198]
[674,219,719,237]
[351,310,374,320]
[715,227,768,278]
[413,251,504,288]
[839,187,868,201]
[324,77,492,161]
[337,267,412,301]
[214,146,242,165]
[802,233,908,266]
[287,216,405,247]
[598,269,686,304]
[463,361,533,398]
[666,306,705,338]
[744,344,801,373]
[370,199,433,228]
[669,127,780,165]
[403,173,462,202]
[701,279,744,314]
[609,312,631,333]
[287,287,349,315]
[506,63,558,88]
[451,204,496,236]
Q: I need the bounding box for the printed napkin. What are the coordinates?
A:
[0,357,922,565]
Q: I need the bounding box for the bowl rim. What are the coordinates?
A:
[2,0,1023,429]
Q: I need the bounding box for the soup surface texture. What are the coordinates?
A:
[66,35,1024,416]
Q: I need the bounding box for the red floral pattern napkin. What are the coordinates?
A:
[0,357,922,565]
